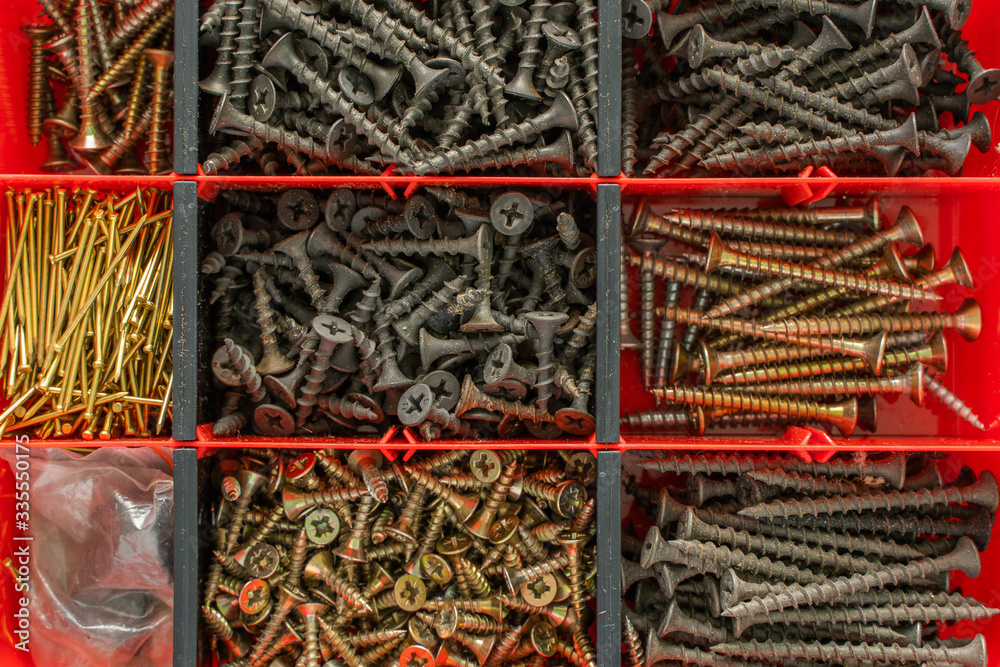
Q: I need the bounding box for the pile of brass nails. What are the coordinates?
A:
[620,198,985,437]
[621,2,996,177]
[22,0,175,174]
[0,188,173,439]
[202,448,598,667]
[621,451,999,667]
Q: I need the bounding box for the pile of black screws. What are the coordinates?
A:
[200,0,599,175]
[620,197,986,436]
[202,448,598,667]
[622,1,996,176]
[204,187,597,440]
[621,451,1000,667]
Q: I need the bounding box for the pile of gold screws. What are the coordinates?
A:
[0,187,173,439]
[203,448,598,667]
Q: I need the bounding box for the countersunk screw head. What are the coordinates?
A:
[286,452,318,484]
[521,572,558,606]
[420,553,453,585]
[490,193,534,235]
[435,601,460,638]
[398,383,434,426]
[470,450,502,483]
[239,578,271,615]
[554,481,587,517]
[254,404,296,436]
[304,507,340,545]
[395,574,428,611]
[437,534,473,557]
[422,370,462,411]
[564,452,598,486]
[530,620,558,656]
[399,645,434,667]
[409,616,437,646]
[325,189,357,232]
[312,315,353,345]
[278,189,320,230]
[489,514,520,544]
[245,543,280,578]
[338,66,375,107]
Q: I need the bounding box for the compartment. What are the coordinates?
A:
[0,0,177,176]
[0,179,176,441]
[193,445,602,667]
[618,182,1000,446]
[196,0,601,177]
[0,446,176,667]
[619,2,1000,178]
[619,448,1000,666]
[194,180,603,444]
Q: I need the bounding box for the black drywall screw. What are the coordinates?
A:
[711,634,987,666]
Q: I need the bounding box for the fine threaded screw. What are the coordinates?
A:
[925,371,986,430]
[677,509,879,574]
[666,210,856,247]
[653,281,680,390]
[722,537,980,618]
[739,471,999,519]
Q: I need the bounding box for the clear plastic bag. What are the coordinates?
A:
[0,447,174,667]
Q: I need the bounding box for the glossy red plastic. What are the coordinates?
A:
[620,180,1000,449]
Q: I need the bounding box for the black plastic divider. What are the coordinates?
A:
[597,450,622,667]
[597,0,623,177]
[174,0,200,176]
[173,182,199,441]
[173,447,199,667]
[597,184,621,443]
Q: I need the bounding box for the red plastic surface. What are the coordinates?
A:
[620,182,1000,447]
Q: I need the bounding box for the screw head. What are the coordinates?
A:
[249,74,278,122]
[569,246,597,288]
[542,21,582,49]
[286,452,317,482]
[530,620,558,656]
[398,383,434,426]
[555,408,596,437]
[325,188,357,232]
[245,543,280,578]
[490,192,534,235]
[338,66,375,107]
[404,195,438,239]
[239,578,271,615]
[254,404,296,436]
[312,315,353,345]
[421,371,461,410]
[470,449,502,483]
[277,189,319,230]
[399,644,434,667]
[435,600,460,638]
[521,572,557,606]
[304,507,340,545]
[394,574,428,611]
[564,452,598,485]
[436,534,473,557]
[488,514,520,544]
[554,481,587,518]
[408,616,437,646]
[420,553,453,585]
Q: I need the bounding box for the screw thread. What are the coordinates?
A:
[741,373,913,399]
[568,76,597,171]
[723,544,971,619]
[626,254,744,296]
[621,410,692,431]
[225,339,265,402]
[317,618,367,667]
[672,539,826,584]
[924,372,986,430]
[764,310,968,338]
[670,210,855,247]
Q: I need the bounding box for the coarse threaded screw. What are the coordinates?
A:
[667,539,826,585]
[722,536,981,618]
[224,339,265,403]
[745,469,869,497]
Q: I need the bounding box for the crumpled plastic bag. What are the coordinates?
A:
[0,447,173,667]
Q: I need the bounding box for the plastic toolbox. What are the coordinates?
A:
[0,0,997,663]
